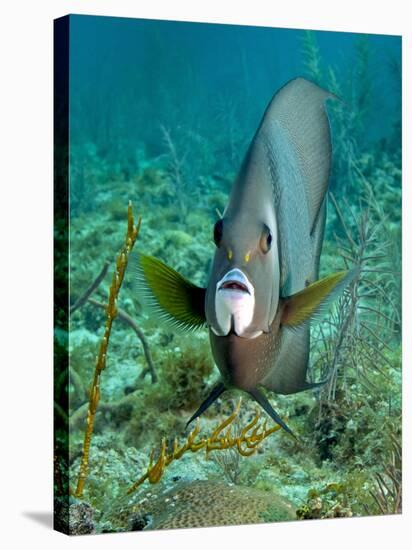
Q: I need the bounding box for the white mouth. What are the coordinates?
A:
[213,269,260,337]
[217,269,253,295]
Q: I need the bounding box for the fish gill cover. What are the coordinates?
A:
[55,14,401,535]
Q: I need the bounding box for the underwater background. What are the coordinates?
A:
[55,15,401,534]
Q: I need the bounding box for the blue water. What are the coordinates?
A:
[69,15,401,191]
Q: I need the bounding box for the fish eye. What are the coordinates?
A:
[213,219,224,247]
[260,225,272,254]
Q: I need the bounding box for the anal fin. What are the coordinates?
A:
[249,387,297,439]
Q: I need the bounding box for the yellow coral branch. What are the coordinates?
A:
[74,202,141,498]
[127,399,282,494]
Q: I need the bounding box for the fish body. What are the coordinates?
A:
[136,78,354,435]
[209,307,283,391]
[205,78,333,395]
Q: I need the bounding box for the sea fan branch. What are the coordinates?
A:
[74,202,141,498]
[127,399,282,494]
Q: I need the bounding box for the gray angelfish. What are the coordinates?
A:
[135,78,354,437]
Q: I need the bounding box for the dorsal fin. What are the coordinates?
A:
[259,77,336,231]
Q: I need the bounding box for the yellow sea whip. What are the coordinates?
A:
[74,202,141,498]
[127,399,282,494]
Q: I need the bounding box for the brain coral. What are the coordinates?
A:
[130,480,296,530]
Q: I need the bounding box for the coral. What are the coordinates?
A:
[311,174,401,406]
[301,31,323,85]
[161,125,188,215]
[87,298,157,383]
[296,483,354,520]
[68,500,95,535]
[129,480,295,530]
[305,366,401,468]
[74,202,141,497]
[70,261,110,314]
[127,400,281,493]
[210,445,242,485]
[366,433,402,515]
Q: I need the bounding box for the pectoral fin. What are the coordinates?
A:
[133,253,207,331]
[281,270,357,327]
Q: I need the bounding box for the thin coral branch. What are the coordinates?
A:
[70,260,110,314]
[126,399,282,494]
[69,389,140,433]
[74,202,141,498]
[301,30,323,85]
[329,192,357,250]
[368,434,402,514]
[87,298,157,384]
[160,125,187,214]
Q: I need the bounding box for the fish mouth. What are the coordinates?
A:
[217,269,253,295]
[219,280,249,293]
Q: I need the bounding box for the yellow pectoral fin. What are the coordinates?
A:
[134,253,207,331]
[281,270,357,327]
